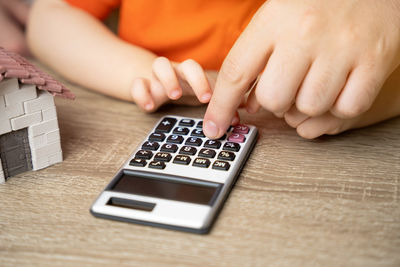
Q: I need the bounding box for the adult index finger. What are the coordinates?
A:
[203,12,272,139]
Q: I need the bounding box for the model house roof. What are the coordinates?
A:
[0,47,74,99]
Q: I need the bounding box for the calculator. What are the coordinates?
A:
[90,115,258,234]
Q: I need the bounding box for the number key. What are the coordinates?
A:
[185,137,202,146]
[191,129,205,137]
[160,143,178,153]
[173,127,189,135]
[167,134,184,144]
[204,140,221,149]
[198,148,216,158]
[180,146,197,155]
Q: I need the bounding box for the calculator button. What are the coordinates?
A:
[173,127,189,135]
[129,158,147,167]
[212,160,230,171]
[141,141,160,151]
[154,152,172,162]
[179,146,197,155]
[218,134,227,141]
[196,121,203,128]
[185,137,202,146]
[218,151,236,161]
[166,134,184,144]
[233,124,249,134]
[191,129,205,137]
[173,155,191,165]
[148,132,166,142]
[149,161,166,169]
[160,143,178,153]
[155,117,177,133]
[198,148,216,158]
[204,140,221,149]
[193,158,211,168]
[223,142,241,152]
[135,150,153,160]
[179,119,195,127]
[228,133,246,143]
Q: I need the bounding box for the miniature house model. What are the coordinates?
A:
[0,47,74,183]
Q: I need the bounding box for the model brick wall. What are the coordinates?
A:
[0,78,62,183]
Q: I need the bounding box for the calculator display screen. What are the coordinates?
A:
[111,173,220,206]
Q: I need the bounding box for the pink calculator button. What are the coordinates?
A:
[233,124,249,134]
[228,133,246,143]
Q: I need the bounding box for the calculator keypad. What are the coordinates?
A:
[132,117,253,172]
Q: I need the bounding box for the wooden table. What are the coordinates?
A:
[1,64,399,266]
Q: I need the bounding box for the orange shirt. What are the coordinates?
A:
[65,0,265,70]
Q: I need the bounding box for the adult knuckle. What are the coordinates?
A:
[255,89,287,113]
[334,102,366,118]
[296,100,322,117]
[220,56,249,86]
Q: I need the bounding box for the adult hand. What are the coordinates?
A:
[203,0,400,139]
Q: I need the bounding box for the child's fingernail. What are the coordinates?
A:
[201,93,211,102]
[145,103,154,111]
[204,120,218,139]
[170,90,180,99]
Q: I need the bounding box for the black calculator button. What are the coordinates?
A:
[173,155,191,165]
[154,152,172,162]
[166,134,184,144]
[185,137,202,146]
[155,117,177,133]
[218,151,236,161]
[198,148,216,158]
[149,161,166,169]
[193,158,211,168]
[196,121,203,128]
[191,129,205,137]
[212,160,230,171]
[223,142,241,152]
[160,143,178,153]
[179,119,195,127]
[135,150,153,160]
[218,134,227,141]
[141,141,159,151]
[129,158,147,167]
[180,146,197,155]
[148,132,166,142]
[204,140,221,149]
[173,127,189,135]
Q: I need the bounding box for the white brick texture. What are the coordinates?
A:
[0,78,63,174]
[11,111,42,131]
[5,84,37,106]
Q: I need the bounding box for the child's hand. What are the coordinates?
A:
[203,0,400,139]
[131,57,217,112]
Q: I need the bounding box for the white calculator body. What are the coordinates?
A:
[90,116,258,234]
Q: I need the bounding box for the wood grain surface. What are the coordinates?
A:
[0,63,399,267]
